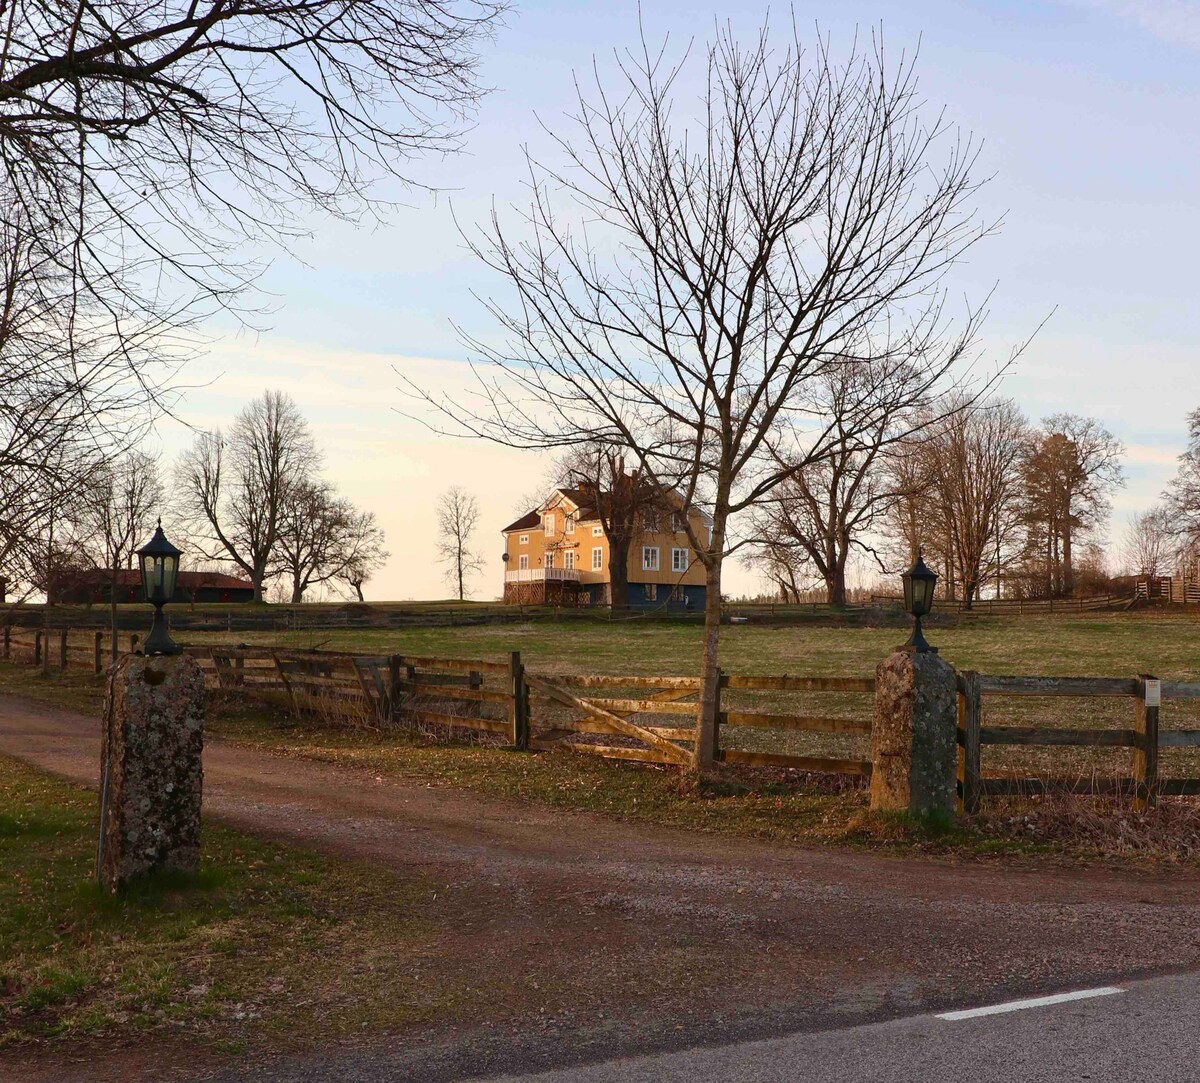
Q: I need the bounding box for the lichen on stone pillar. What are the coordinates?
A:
[99,653,205,891]
[870,649,958,817]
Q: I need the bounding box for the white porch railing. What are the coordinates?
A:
[505,567,582,584]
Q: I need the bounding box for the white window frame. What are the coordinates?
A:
[672,547,689,573]
[642,546,659,571]
[544,552,555,568]
[564,550,575,570]
[565,516,575,535]
[518,533,529,545]
[592,525,604,537]
[645,583,657,601]
[518,554,529,570]
[544,512,555,533]
[641,511,658,531]
[591,546,604,570]
[672,511,687,532]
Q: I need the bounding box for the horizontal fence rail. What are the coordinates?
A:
[957,671,1200,813]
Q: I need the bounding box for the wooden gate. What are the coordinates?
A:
[525,674,696,765]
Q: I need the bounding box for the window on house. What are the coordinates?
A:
[544,552,554,568]
[518,533,529,545]
[644,583,657,601]
[672,511,687,532]
[670,584,684,602]
[642,546,659,571]
[592,525,604,537]
[544,513,555,533]
[672,548,689,573]
[641,511,657,531]
[565,516,575,534]
[564,551,575,570]
[518,554,529,570]
[592,547,604,570]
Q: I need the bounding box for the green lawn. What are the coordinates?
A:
[0,756,460,1050]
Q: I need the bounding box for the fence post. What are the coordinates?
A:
[1133,674,1160,812]
[59,628,69,669]
[509,651,529,751]
[34,629,43,669]
[956,670,982,815]
[387,655,402,725]
[712,667,724,765]
[468,669,483,720]
[2,625,9,660]
[94,631,103,674]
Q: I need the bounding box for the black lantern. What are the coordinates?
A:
[900,550,938,654]
[136,520,182,656]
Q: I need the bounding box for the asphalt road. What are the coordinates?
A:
[479,971,1200,1083]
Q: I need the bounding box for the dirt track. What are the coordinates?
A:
[5,692,1200,1081]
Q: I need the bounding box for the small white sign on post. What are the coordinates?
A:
[1145,679,1161,708]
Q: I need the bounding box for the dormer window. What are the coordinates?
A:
[544,512,555,534]
[565,515,575,535]
[672,511,687,532]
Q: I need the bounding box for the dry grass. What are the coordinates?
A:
[0,755,458,1050]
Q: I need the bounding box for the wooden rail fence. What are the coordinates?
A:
[8,629,1200,810]
[2,626,140,673]
[956,673,1200,813]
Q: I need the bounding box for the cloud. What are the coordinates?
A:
[1064,0,1200,50]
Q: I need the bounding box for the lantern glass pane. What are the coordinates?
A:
[161,554,179,600]
[139,554,154,600]
[914,577,930,616]
[902,573,914,614]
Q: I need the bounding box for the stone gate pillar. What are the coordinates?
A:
[870,650,958,817]
[99,653,205,891]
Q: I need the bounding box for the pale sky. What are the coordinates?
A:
[151,0,1200,601]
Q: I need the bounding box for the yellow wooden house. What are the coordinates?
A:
[501,487,710,608]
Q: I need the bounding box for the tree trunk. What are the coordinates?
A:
[826,564,847,606]
[109,592,119,663]
[290,580,304,603]
[457,551,465,601]
[1062,517,1074,598]
[353,582,365,603]
[609,537,630,610]
[693,557,723,773]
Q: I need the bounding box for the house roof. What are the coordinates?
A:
[501,510,541,534]
[63,569,254,590]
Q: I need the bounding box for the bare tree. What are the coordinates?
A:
[338,512,391,603]
[177,391,320,601]
[79,453,163,659]
[408,24,1005,769]
[1164,408,1200,557]
[1122,507,1172,578]
[2,0,501,555]
[747,366,910,605]
[436,487,483,600]
[274,482,388,602]
[924,397,1028,607]
[1020,415,1124,597]
[0,0,503,343]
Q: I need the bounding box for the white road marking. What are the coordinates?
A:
[936,986,1124,1021]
